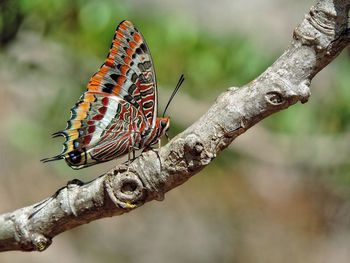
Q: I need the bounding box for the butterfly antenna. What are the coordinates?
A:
[162,74,185,117]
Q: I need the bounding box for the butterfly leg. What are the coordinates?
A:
[126,145,138,167]
[157,138,161,149]
[125,128,140,166]
[127,146,132,169]
[165,131,170,143]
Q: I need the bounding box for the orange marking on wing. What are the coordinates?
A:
[113,39,121,47]
[117,75,126,86]
[112,85,121,96]
[66,143,74,153]
[106,41,120,67]
[67,129,79,138]
[87,84,99,92]
[111,39,121,50]
[76,111,87,121]
[129,41,137,49]
[109,47,118,57]
[105,59,114,67]
[79,101,90,112]
[120,65,129,75]
[123,20,132,27]
[116,31,124,39]
[84,93,95,102]
[126,48,133,57]
[99,66,109,75]
[71,121,81,130]
[89,66,110,89]
[124,56,131,65]
[119,22,127,31]
[133,32,141,43]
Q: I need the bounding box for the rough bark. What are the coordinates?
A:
[0,0,349,252]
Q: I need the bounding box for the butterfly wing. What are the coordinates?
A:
[88,20,157,127]
[42,20,158,168]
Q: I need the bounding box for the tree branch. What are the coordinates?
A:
[0,0,349,252]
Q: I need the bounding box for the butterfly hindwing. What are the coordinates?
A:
[58,91,146,157]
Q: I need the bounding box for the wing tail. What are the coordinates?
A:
[41,155,64,163]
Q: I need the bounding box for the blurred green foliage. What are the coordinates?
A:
[7,0,273,98]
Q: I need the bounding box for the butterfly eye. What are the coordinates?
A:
[160,120,169,130]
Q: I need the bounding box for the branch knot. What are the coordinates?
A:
[105,167,146,209]
[184,134,210,170]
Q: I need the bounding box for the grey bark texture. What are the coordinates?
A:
[0,0,349,252]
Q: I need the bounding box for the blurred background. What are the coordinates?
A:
[1,0,350,262]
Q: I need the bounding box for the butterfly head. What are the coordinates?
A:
[146,117,170,146]
[157,117,170,138]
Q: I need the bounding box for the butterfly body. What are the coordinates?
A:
[43,20,170,169]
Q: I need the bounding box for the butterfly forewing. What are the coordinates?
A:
[88,20,157,126]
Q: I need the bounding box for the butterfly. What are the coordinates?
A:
[42,20,183,169]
